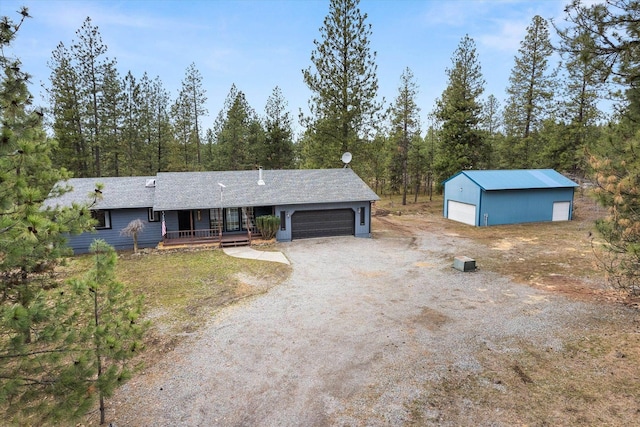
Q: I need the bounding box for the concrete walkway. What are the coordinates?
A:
[222,246,290,265]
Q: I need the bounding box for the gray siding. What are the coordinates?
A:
[275,201,373,242]
[67,208,162,254]
[164,210,179,233]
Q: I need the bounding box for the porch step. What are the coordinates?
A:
[219,237,251,248]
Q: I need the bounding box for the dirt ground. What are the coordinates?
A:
[98,193,640,426]
[373,193,625,305]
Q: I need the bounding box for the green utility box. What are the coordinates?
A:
[453,256,476,272]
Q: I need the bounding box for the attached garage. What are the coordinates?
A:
[291,209,355,240]
[443,169,579,227]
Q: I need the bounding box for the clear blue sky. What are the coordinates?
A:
[2,0,570,135]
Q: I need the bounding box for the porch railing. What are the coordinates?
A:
[163,228,219,241]
[162,228,259,247]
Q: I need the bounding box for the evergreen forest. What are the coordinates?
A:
[38,0,619,200]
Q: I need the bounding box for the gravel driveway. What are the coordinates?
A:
[112,231,606,426]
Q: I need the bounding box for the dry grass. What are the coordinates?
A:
[62,247,290,330]
[57,246,291,372]
[375,191,619,303]
[377,191,640,426]
[405,323,640,426]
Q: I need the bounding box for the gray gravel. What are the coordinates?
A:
[111,231,612,426]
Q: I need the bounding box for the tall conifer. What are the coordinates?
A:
[502,15,556,168]
[433,35,486,184]
[302,0,382,169]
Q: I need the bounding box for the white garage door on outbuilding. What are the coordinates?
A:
[552,201,571,221]
[443,169,579,226]
[447,200,476,226]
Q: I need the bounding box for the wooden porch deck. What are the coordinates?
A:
[161,229,258,248]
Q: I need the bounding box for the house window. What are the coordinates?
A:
[91,210,111,229]
[360,206,366,226]
[148,208,160,222]
[280,211,286,230]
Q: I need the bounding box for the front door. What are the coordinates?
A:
[225,208,241,231]
[178,210,193,232]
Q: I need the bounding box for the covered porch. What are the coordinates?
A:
[161,206,271,248]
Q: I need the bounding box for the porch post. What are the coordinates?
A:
[189,210,194,238]
[161,211,167,243]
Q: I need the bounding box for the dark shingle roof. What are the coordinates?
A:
[43,169,379,211]
[447,169,579,191]
[43,176,157,209]
[153,168,379,210]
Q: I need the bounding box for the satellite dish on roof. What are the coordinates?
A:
[341,152,352,167]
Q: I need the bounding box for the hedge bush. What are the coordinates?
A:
[256,215,279,240]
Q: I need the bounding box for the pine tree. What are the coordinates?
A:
[502,15,556,168]
[121,71,142,175]
[246,115,266,169]
[0,8,96,422]
[101,61,124,176]
[424,120,438,200]
[388,67,421,205]
[174,63,207,167]
[408,134,428,203]
[48,17,120,177]
[560,0,640,87]
[561,0,640,294]
[171,91,194,171]
[480,94,501,169]
[366,131,391,194]
[544,18,606,173]
[433,35,486,185]
[302,0,382,169]
[212,85,257,170]
[149,76,173,172]
[70,240,148,424]
[0,6,93,330]
[48,42,88,176]
[136,73,173,174]
[72,17,116,177]
[263,86,295,169]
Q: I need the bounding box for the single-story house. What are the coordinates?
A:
[43,168,380,253]
[443,169,579,226]
[42,176,163,252]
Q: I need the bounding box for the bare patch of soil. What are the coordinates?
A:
[374,193,625,305]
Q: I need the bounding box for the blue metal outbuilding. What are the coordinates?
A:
[443,169,579,226]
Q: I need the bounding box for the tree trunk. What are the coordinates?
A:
[99,394,105,424]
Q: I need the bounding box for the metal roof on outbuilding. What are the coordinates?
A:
[153,168,380,210]
[445,169,579,191]
[43,176,157,210]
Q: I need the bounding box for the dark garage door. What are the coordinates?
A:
[291,209,354,240]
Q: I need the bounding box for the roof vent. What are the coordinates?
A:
[258,167,265,186]
[145,178,156,188]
